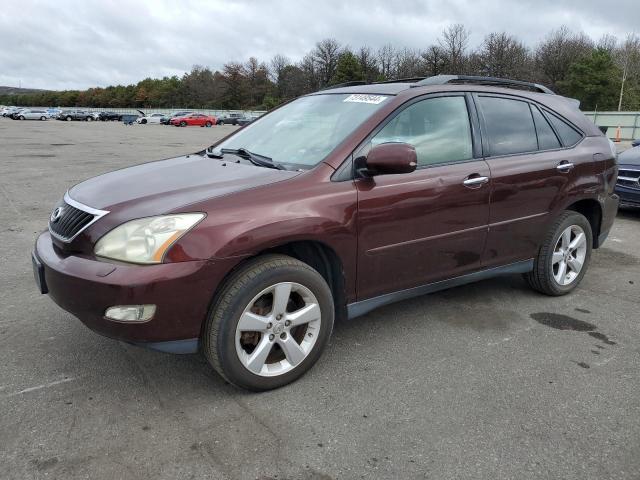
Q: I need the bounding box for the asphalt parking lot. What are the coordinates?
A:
[1,118,639,480]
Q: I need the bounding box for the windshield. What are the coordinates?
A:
[211,93,390,169]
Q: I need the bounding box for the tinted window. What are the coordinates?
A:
[372,96,473,166]
[531,105,561,150]
[546,112,583,147]
[479,96,537,156]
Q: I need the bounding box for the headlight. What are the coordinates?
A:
[94,213,205,264]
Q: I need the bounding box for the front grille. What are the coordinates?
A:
[617,169,640,190]
[48,195,108,242]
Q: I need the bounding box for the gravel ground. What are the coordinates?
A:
[1,118,639,480]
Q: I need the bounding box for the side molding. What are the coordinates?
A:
[347,260,534,319]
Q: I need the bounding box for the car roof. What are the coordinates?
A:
[314,82,601,137]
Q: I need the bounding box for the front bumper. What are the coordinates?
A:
[615,185,640,207]
[33,232,238,353]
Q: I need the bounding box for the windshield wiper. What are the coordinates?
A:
[218,147,284,170]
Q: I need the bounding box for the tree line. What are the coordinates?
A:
[2,25,639,111]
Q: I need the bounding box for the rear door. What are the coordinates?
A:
[475,94,586,267]
[356,93,491,300]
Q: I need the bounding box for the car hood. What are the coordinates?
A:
[68,154,300,218]
[618,146,640,166]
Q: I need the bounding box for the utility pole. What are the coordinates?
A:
[617,54,627,112]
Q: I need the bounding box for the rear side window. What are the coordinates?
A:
[372,96,473,167]
[546,112,583,147]
[478,96,537,156]
[531,105,561,150]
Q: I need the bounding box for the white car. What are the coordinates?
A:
[15,109,49,120]
[136,113,167,124]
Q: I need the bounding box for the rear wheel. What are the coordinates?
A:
[40,116,46,121]
[19,115,25,120]
[87,116,94,121]
[66,116,72,121]
[180,121,187,127]
[205,121,212,127]
[141,118,147,124]
[525,211,592,296]
[203,254,334,391]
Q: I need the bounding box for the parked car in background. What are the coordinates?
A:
[170,113,216,127]
[33,75,618,391]
[1,106,19,117]
[56,110,92,121]
[97,111,122,121]
[46,108,62,118]
[136,113,167,124]
[236,114,260,126]
[9,108,29,119]
[160,111,193,125]
[15,109,49,120]
[217,112,244,125]
[616,146,640,208]
[632,139,640,148]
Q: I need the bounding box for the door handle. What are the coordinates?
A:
[556,161,575,173]
[463,175,489,187]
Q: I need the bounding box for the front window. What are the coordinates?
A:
[211,93,390,169]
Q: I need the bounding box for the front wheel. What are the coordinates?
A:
[19,115,25,120]
[87,116,94,121]
[66,116,72,121]
[203,254,334,391]
[525,211,592,296]
[180,121,187,127]
[40,116,46,121]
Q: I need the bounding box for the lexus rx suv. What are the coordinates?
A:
[32,75,619,391]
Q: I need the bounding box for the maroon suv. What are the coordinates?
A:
[33,75,619,390]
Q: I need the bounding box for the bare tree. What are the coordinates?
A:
[393,48,422,79]
[312,38,342,86]
[476,32,532,79]
[377,44,395,79]
[615,33,640,110]
[535,26,593,90]
[357,46,379,82]
[439,24,470,74]
[421,45,446,76]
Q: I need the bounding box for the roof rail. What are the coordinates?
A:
[320,81,367,91]
[414,75,555,94]
[374,77,428,84]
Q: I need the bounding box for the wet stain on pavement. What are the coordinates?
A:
[593,248,640,267]
[575,308,591,314]
[588,331,617,345]
[575,362,590,369]
[530,312,618,356]
[530,312,595,331]
[31,457,58,471]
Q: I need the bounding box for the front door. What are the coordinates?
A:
[356,94,491,300]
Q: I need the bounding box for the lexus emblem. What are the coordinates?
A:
[50,206,64,223]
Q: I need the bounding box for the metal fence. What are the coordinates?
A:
[583,111,640,141]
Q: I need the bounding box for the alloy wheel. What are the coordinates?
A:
[552,225,587,286]
[235,282,321,377]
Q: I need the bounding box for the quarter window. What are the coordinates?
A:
[546,112,583,147]
[372,96,473,167]
[478,96,537,156]
[531,105,561,150]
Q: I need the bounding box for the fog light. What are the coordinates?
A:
[105,305,156,322]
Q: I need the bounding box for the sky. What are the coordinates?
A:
[0,0,637,91]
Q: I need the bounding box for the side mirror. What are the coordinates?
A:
[356,143,417,177]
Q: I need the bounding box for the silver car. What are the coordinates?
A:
[16,109,49,120]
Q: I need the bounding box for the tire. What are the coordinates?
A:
[66,116,72,121]
[218,120,224,125]
[525,211,592,296]
[141,119,147,124]
[19,115,25,120]
[203,254,334,391]
[205,121,212,127]
[87,116,94,121]
[40,116,46,121]
[180,121,187,127]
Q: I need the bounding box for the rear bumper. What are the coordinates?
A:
[34,232,238,353]
[596,193,620,248]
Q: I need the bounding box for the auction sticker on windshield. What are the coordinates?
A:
[343,94,388,104]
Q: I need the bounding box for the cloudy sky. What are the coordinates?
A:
[0,0,636,90]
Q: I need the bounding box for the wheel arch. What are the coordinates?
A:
[212,240,348,323]
[565,198,603,248]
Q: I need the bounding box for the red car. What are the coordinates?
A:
[34,75,618,391]
[170,113,217,127]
